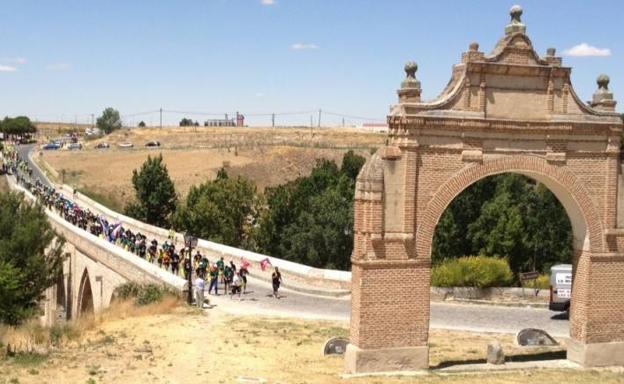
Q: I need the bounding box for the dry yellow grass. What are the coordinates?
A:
[41,127,381,210]
[1,308,622,384]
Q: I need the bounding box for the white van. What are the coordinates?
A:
[549,264,572,312]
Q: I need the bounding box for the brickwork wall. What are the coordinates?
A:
[570,250,590,341]
[565,153,610,227]
[350,260,430,350]
[584,254,624,343]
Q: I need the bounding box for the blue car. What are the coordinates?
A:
[42,142,61,150]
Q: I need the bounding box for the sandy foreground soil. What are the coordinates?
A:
[1,302,622,384]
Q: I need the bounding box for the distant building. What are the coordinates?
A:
[359,122,388,132]
[204,112,245,127]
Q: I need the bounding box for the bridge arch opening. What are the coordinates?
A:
[77,269,94,316]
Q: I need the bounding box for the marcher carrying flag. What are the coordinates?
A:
[110,222,123,241]
[241,257,251,270]
[260,257,272,271]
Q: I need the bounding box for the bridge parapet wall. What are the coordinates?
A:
[8,179,187,289]
[48,180,351,293]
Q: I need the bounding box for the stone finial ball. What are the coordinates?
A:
[404,61,418,77]
[597,74,610,89]
[510,5,523,19]
[546,47,556,56]
[469,42,480,52]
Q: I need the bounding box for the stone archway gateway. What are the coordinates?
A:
[346,5,624,373]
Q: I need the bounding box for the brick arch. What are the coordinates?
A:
[415,155,604,259]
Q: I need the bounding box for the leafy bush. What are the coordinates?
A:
[431,256,514,288]
[113,282,177,306]
[49,324,80,346]
[523,273,550,290]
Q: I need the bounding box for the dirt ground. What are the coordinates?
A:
[40,126,383,210]
[1,304,622,384]
[42,145,372,210]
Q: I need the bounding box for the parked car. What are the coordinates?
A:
[67,142,82,150]
[95,142,110,149]
[42,142,61,150]
[118,142,134,149]
[549,264,572,313]
[145,141,161,148]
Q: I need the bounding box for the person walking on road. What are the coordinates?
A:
[272,267,282,298]
[208,264,219,295]
[194,275,206,308]
[231,271,243,299]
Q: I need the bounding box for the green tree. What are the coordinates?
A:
[432,173,573,278]
[125,154,177,227]
[179,118,195,127]
[278,174,355,269]
[340,150,366,180]
[96,107,122,134]
[0,192,66,325]
[255,152,365,270]
[0,116,37,139]
[138,121,146,128]
[432,176,497,262]
[173,168,257,246]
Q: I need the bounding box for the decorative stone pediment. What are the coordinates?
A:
[390,5,620,126]
[489,33,545,66]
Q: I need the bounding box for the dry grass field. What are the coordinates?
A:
[40,126,384,210]
[1,304,621,384]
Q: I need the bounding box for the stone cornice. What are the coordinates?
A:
[388,115,622,136]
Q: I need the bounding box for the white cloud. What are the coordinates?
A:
[563,43,611,57]
[290,43,319,50]
[0,65,17,72]
[45,63,70,71]
[261,0,275,5]
[0,57,27,64]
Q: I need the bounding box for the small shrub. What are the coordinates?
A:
[526,273,550,290]
[11,352,48,366]
[431,256,514,288]
[49,324,80,346]
[113,282,177,306]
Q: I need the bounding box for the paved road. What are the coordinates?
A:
[18,143,570,338]
[17,143,51,187]
[208,276,569,337]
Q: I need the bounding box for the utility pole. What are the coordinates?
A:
[310,115,313,127]
[342,117,345,127]
[272,113,275,128]
[318,109,321,128]
[159,108,163,129]
[91,114,95,129]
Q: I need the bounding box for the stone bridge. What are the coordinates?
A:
[6,177,187,325]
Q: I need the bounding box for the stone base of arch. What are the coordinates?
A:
[344,344,429,373]
[568,339,624,367]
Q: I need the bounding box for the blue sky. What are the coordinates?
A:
[0,0,621,126]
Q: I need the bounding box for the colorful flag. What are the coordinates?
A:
[110,222,123,240]
[241,257,251,270]
[260,257,272,271]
